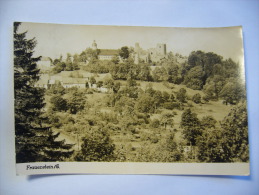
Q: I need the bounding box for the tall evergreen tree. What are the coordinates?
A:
[14,22,74,163]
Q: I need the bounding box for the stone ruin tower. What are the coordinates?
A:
[156,43,167,56]
[133,42,167,63]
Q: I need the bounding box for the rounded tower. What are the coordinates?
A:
[135,42,141,54]
[92,40,97,50]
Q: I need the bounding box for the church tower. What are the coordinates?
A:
[92,40,97,50]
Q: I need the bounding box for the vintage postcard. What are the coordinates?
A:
[14,22,249,175]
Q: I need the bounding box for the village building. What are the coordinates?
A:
[61,77,88,89]
[34,74,50,89]
[35,70,111,93]
[98,49,119,60]
[91,40,119,61]
[34,74,58,89]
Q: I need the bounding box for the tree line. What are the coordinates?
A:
[49,45,245,106]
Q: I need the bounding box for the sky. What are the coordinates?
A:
[18,22,244,64]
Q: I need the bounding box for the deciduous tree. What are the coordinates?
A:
[66,88,86,114]
[180,109,202,146]
[176,88,187,103]
[135,94,155,113]
[161,112,174,129]
[75,127,115,161]
[220,102,249,162]
[50,94,68,112]
[119,46,129,60]
[192,93,201,104]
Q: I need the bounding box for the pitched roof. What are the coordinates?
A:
[62,77,87,84]
[99,49,118,56]
[82,72,94,78]
[95,73,112,82]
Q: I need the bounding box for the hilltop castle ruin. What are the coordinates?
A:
[134,42,167,64]
[91,40,167,64]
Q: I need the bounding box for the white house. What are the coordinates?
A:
[61,78,88,89]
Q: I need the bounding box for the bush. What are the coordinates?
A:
[150,136,159,144]
[186,78,203,90]
[203,95,210,102]
[187,101,194,107]
[163,100,180,110]
[50,95,68,112]
[150,119,160,128]
[46,83,66,95]
[171,102,181,110]
[86,88,94,94]
[192,93,201,104]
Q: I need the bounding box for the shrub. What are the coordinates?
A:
[163,102,175,110]
[171,102,181,110]
[50,95,68,112]
[150,119,160,128]
[203,95,210,102]
[192,93,202,104]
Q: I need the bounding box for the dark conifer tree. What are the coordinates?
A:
[14,22,74,163]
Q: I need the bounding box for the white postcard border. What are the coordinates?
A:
[16,162,249,176]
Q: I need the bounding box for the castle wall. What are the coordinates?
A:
[134,43,167,63]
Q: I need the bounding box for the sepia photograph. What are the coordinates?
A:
[14,22,249,175]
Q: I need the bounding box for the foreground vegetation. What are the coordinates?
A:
[44,78,248,163]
